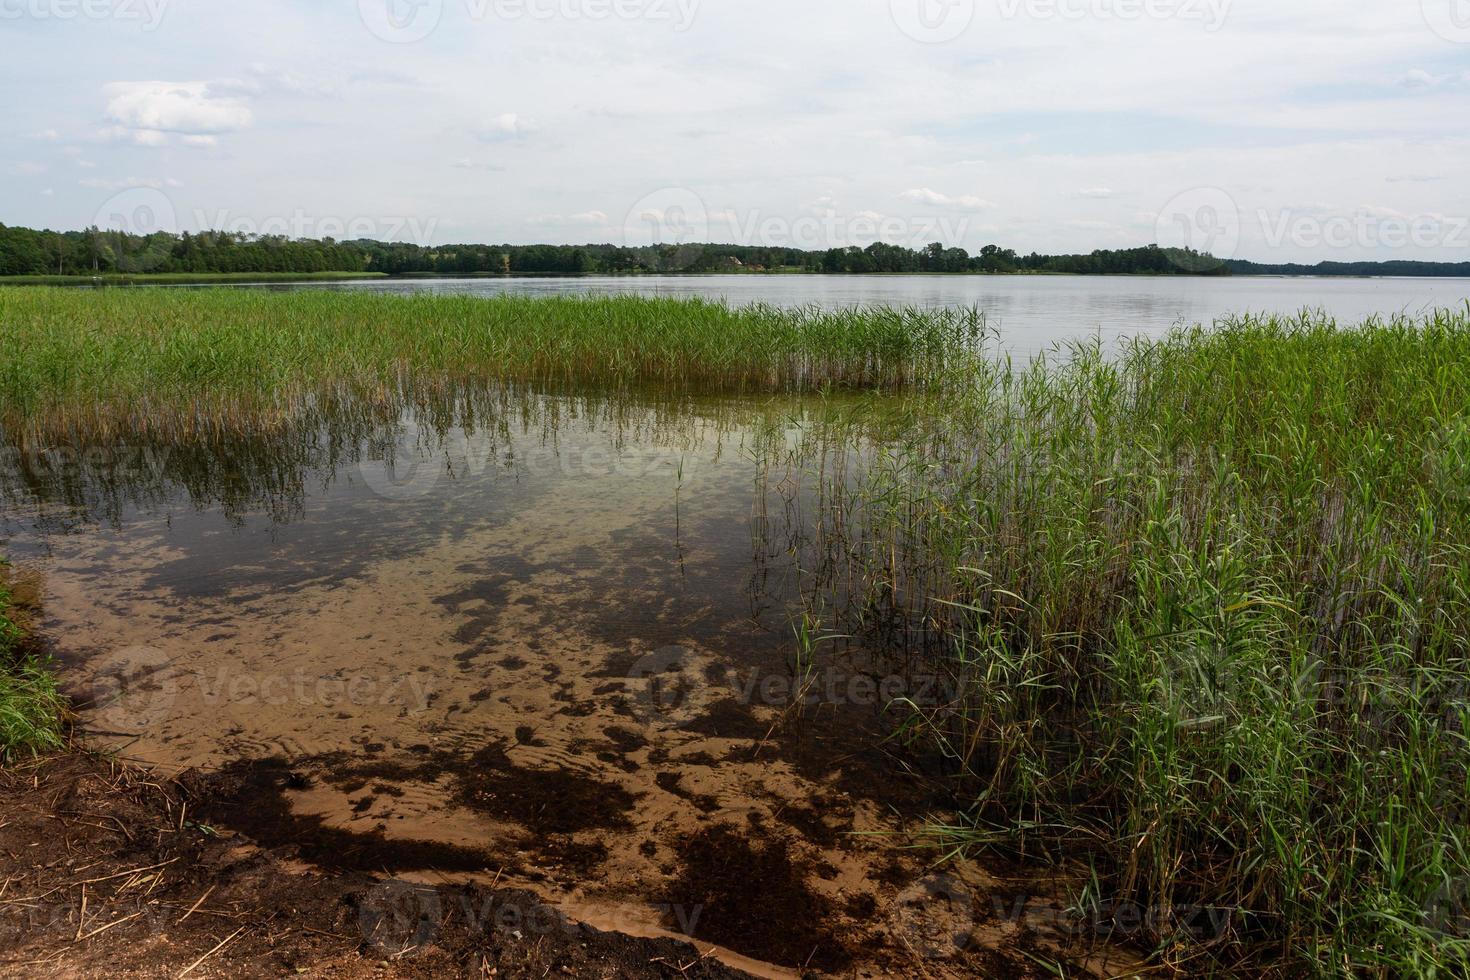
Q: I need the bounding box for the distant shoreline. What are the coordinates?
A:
[5,269,1470,287]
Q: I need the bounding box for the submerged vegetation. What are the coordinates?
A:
[3,286,1470,975]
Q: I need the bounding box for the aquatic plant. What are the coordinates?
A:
[0,560,64,759]
[5,285,1470,974]
[0,288,983,443]
[770,307,1470,976]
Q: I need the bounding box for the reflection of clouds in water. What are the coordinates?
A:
[12,379,849,770]
[1,384,808,602]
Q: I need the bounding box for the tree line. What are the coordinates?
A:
[3,222,1467,278]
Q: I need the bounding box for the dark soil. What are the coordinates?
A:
[0,751,752,979]
[660,825,851,973]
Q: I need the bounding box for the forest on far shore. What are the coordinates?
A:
[3,222,1469,279]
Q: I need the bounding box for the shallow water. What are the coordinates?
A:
[4,384,1137,975]
[189,272,1470,356]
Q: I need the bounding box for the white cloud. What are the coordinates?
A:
[1078,187,1116,199]
[475,112,532,142]
[899,188,995,210]
[103,81,254,139]
[9,162,47,177]
[2,0,1467,262]
[26,129,60,142]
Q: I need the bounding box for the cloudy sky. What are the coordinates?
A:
[3,0,1469,263]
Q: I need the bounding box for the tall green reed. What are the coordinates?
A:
[772,309,1470,975]
[0,559,65,759]
[0,288,982,443]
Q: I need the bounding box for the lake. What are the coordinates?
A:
[6,277,1459,975]
[233,273,1470,355]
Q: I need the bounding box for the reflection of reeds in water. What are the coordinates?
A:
[0,288,983,444]
[0,376,840,531]
[761,309,1470,975]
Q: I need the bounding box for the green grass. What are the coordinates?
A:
[0,287,980,442]
[0,560,65,760]
[775,307,1470,976]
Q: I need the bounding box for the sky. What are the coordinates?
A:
[2,0,1469,263]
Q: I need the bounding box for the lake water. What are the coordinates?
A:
[5,386,1115,976]
[242,273,1470,355]
[8,272,1458,974]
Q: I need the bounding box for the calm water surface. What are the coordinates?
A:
[234,273,1470,355]
[2,388,1023,974]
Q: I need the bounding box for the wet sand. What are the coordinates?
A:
[3,391,1144,977]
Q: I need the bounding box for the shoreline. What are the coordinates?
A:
[6,269,1470,287]
[0,749,758,979]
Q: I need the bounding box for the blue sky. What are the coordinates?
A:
[2,0,1469,262]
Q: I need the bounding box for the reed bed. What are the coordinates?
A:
[772,307,1470,976]
[5,286,1470,973]
[0,287,980,443]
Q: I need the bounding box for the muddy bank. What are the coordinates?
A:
[0,751,756,979]
[0,750,1147,980]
